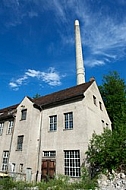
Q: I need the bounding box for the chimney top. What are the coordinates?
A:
[75,20,79,26]
[90,77,95,82]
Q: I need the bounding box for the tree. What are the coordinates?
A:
[33,93,41,99]
[86,71,126,177]
[99,71,126,130]
[86,127,126,177]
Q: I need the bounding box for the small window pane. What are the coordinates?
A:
[2,151,9,172]
[21,109,27,120]
[17,136,24,151]
[0,122,4,135]
[43,151,56,157]
[93,95,97,105]
[7,121,14,134]
[64,112,73,129]
[49,115,57,131]
[99,101,102,110]
[64,150,80,177]
[20,164,23,172]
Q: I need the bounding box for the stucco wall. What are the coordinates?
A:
[9,97,41,181]
[0,81,111,181]
[40,81,111,177]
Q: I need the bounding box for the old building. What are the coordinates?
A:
[0,20,111,182]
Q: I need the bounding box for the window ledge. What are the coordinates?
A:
[48,130,57,133]
[63,128,73,131]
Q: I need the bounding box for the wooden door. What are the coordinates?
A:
[41,160,55,181]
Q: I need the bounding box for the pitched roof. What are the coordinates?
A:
[0,104,18,120]
[0,80,94,118]
[33,80,94,108]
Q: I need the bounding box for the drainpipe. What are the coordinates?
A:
[8,115,16,174]
[36,105,43,182]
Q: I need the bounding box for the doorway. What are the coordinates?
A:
[41,160,55,181]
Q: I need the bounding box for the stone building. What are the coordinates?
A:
[0,20,111,181]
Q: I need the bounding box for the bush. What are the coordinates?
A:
[0,172,98,190]
[86,127,126,177]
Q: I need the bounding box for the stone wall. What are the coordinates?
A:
[97,172,126,190]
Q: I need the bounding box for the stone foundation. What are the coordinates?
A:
[97,172,126,190]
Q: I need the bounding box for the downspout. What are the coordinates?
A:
[8,115,16,174]
[36,105,43,182]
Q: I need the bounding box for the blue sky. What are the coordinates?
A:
[0,0,126,108]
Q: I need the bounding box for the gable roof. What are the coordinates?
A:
[0,80,94,118]
[0,104,18,120]
[33,80,94,108]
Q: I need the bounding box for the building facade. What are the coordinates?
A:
[0,79,111,181]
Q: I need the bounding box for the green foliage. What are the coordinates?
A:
[33,93,41,99]
[86,71,126,178]
[86,127,126,177]
[0,177,34,190]
[37,175,70,190]
[0,173,98,190]
[99,71,126,130]
[0,177,14,190]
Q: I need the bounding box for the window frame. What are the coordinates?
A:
[64,150,80,177]
[7,120,14,135]
[17,135,24,151]
[43,151,56,157]
[11,163,16,172]
[101,120,104,128]
[49,115,57,131]
[2,151,9,172]
[99,101,103,111]
[0,122,4,136]
[21,109,27,120]
[93,95,97,106]
[64,112,73,130]
[19,163,23,173]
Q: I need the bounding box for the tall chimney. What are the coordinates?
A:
[75,20,85,84]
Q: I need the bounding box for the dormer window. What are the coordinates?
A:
[21,109,27,120]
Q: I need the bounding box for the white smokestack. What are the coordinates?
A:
[75,20,85,84]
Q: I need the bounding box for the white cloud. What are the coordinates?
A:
[25,69,40,78]
[41,67,61,86]
[46,0,126,67]
[77,4,126,67]
[9,67,62,90]
[2,0,126,68]
[9,82,19,91]
[85,59,105,67]
[9,82,18,88]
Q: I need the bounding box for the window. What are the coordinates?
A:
[11,163,16,172]
[102,120,104,128]
[64,112,73,129]
[64,150,80,177]
[7,120,14,134]
[43,151,56,157]
[19,164,23,172]
[17,135,24,151]
[99,101,102,110]
[2,151,9,171]
[49,115,57,131]
[21,109,27,120]
[0,122,4,135]
[106,123,109,127]
[93,95,97,105]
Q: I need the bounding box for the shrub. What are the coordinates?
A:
[86,127,126,177]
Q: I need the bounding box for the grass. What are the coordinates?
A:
[0,167,98,190]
